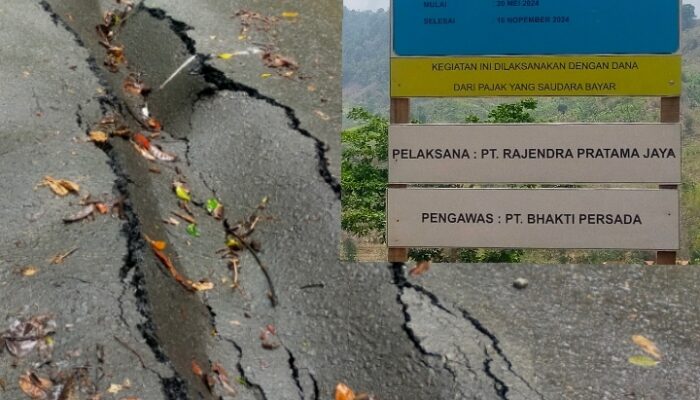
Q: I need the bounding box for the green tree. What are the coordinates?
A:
[341,107,388,238]
[341,100,539,263]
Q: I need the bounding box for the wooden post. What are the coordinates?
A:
[388,98,410,263]
[656,96,680,265]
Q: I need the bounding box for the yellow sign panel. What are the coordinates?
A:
[391,55,681,97]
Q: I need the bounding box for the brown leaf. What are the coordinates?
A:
[262,52,298,71]
[171,211,196,224]
[132,143,156,161]
[314,110,330,121]
[21,266,38,277]
[146,117,161,132]
[148,145,176,162]
[89,131,109,143]
[259,325,280,349]
[192,280,214,291]
[113,126,131,138]
[143,235,167,251]
[163,217,181,226]
[191,360,204,377]
[152,249,196,292]
[335,383,355,400]
[63,204,95,223]
[18,371,52,399]
[50,247,79,264]
[122,73,150,96]
[3,316,56,358]
[38,176,80,196]
[632,335,662,360]
[409,260,430,277]
[212,362,236,396]
[95,203,110,214]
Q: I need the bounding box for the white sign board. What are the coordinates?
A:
[389,124,681,184]
[387,188,679,250]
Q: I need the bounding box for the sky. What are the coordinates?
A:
[344,0,700,12]
[344,0,388,11]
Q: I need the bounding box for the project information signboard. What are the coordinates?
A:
[390,55,682,97]
[392,0,680,56]
[387,188,679,250]
[388,124,681,184]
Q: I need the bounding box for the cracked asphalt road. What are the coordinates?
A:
[1,1,699,399]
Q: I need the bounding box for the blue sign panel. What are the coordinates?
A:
[392,0,680,56]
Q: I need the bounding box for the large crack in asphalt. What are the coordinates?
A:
[141,4,342,200]
[38,2,196,398]
[37,1,338,398]
[460,308,546,400]
[390,262,545,400]
[222,337,269,400]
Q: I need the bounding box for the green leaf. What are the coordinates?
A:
[186,224,200,237]
[175,186,191,202]
[628,355,659,367]
[206,198,220,214]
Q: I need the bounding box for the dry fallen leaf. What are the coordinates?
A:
[192,280,214,291]
[152,248,196,292]
[262,52,298,71]
[217,53,234,60]
[632,335,662,360]
[133,143,156,161]
[171,211,196,224]
[95,202,110,214]
[191,360,204,377]
[409,260,430,277]
[89,130,109,143]
[260,73,272,79]
[18,371,52,399]
[163,217,181,226]
[38,176,80,196]
[107,383,124,394]
[148,144,176,162]
[335,383,355,400]
[146,117,162,133]
[63,204,96,223]
[144,235,167,251]
[21,266,38,277]
[314,110,330,121]
[50,247,79,264]
[211,362,236,396]
[281,11,299,18]
[2,315,56,358]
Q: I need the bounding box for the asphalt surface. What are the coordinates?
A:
[1,1,699,399]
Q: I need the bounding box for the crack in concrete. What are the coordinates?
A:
[389,263,460,385]
[222,337,269,400]
[141,4,341,200]
[459,308,546,400]
[482,348,509,399]
[390,263,545,400]
[283,346,305,400]
[75,104,84,128]
[37,3,190,398]
[309,372,319,400]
